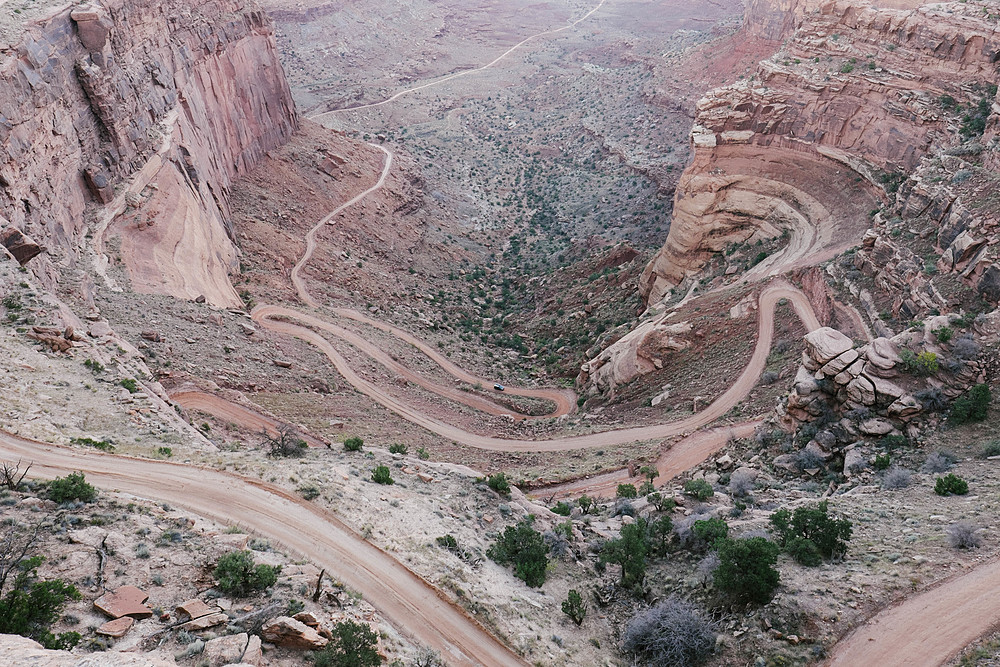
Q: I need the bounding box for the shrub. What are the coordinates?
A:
[561,589,586,626]
[873,453,891,471]
[769,501,852,561]
[622,597,716,667]
[900,349,939,376]
[647,492,676,513]
[760,371,779,385]
[266,424,307,458]
[343,436,364,452]
[915,387,949,412]
[785,536,822,566]
[120,378,139,393]
[946,522,982,549]
[435,534,459,551]
[933,326,954,344]
[728,470,755,497]
[417,447,430,460]
[487,520,548,588]
[313,620,381,667]
[616,483,638,499]
[577,494,594,514]
[935,473,969,496]
[921,451,955,474]
[684,479,714,501]
[298,485,320,500]
[551,501,572,516]
[47,472,97,504]
[601,518,648,590]
[487,473,511,497]
[371,466,393,485]
[213,551,280,597]
[388,443,408,455]
[950,384,991,424]
[952,335,980,360]
[713,537,781,605]
[880,434,908,452]
[156,446,173,458]
[695,552,720,588]
[0,556,82,649]
[647,515,673,556]
[692,518,729,550]
[882,466,912,490]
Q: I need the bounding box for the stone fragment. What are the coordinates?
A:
[94,585,152,619]
[176,598,215,620]
[261,616,328,649]
[0,227,44,265]
[820,348,859,376]
[859,418,894,436]
[293,611,320,627]
[141,330,161,342]
[888,395,922,419]
[96,616,134,638]
[180,611,228,631]
[846,376,876,405]
[273,358,293,368]
[804,327,854,364]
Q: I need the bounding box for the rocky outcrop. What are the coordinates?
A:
[1,0,297,305]
[0,633,177,666]
[0,223,43,265]
[640,0,1000,303]
[261,615,329,649]
[579,316,692,396]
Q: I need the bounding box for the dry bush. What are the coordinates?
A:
[622,597,716,667]
[946,523,982,550]
[881,466,912,490]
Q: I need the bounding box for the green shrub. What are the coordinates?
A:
[950,384,991,424]
[935,473,969,496]
[873,453,891,471]
[371,466,393,485]
[900,349,939,376]
[647,515,673,556]
[692,518,729,550]
[769,501,852,562]
[70,437,114,452]
[213,551,280,597]
[298,485,320,500]
[980,440,1000,459]
[47,472,97,504]
[616,483,638,499]
[578,495,595,514]
[435,535,459,551]
[933,326,954,344]
[388,443,407,455]
[313,620,381,667]
[120,378,139,393]
[713,537,781,605]
[785,536,822,566]
[684,479,714,501]
[343,437,364,452]
[488,520,548,588]
[417,447,430,460]
[561,589,586,626]
[551,501,572,516]
[647,492,676,513]
[156,446,173,458]
[0,556,82,649]
[487,473,511,497]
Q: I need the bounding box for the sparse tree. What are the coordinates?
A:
[561,589,586,625]
[0,459,31,491]
[313,620,381,667]
[488,520,548,588]
[213,551,280,597]
[713,537,781,605]
[601,518,648,590]
[265,424,307,458]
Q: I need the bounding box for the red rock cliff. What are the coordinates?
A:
[640,0,1000,304]
[0,0,297,305]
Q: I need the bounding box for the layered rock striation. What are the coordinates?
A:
[1,0,297,305]
[640,0,1000,303]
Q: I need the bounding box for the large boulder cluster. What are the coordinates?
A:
[776,321,986,469]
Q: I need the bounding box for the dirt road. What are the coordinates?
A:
[253,282,820,452]
[0,431,526,667]
[826,558,1000,666]
[170,391,329,448]
[309,0,607,117]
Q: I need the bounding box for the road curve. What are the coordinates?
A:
[309,0,607,117]
[0,431,526,667]
[170,391,329,448]
[826,558,1000,667]
[252,282,821,452]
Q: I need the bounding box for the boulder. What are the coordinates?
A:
[804,328,854,364]
[180,612,228,631]
[261,616,328,650]
[820,348,859,376]
[204,633,255,666]
[843,448,867,477]
[0,227,44,265]
[793,366,819,395]
[846,376,876,405]
[859,418,894,436]
[868,375,905,401]
[888,395,922,419]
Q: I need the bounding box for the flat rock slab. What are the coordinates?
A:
[94,585,152,619]
[804,327,854,364]
[176,598,215,620]
[261,616,328,649]
[96,616,135,638]
[180,611,229,631]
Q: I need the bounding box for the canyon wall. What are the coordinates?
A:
[640,0,1000,304]
[0,0,297,305]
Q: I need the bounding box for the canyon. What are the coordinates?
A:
[0,0,999,666]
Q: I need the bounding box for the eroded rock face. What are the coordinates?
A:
[261,616,329,650]
[640,0,1000,302]
[0,0,297,305]
[578,316,692,396]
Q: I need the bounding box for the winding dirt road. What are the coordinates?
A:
[0,431,525,667]
[252,282,820,452]
[309,0,607,117]
[169,391,328,448]
[827,558,1000,666]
